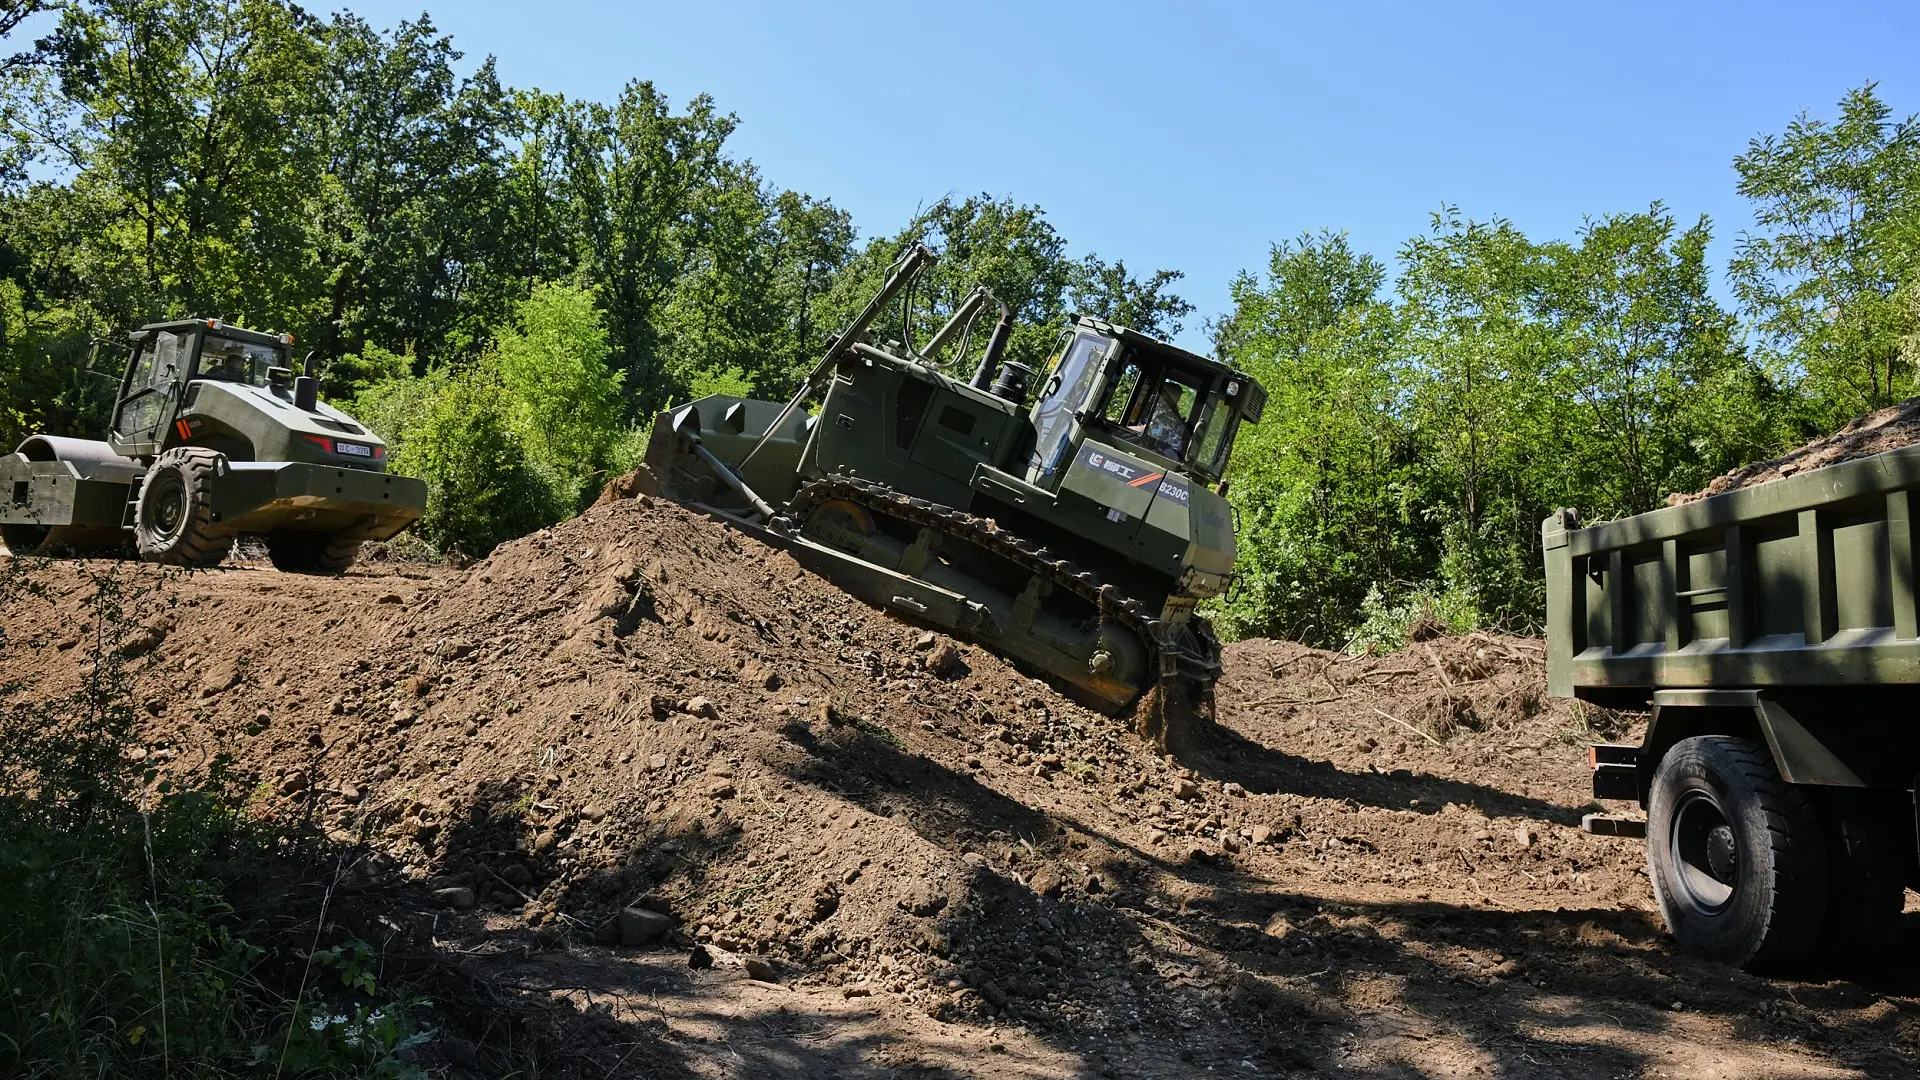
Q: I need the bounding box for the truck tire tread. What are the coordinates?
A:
[1815,789,1907,971]
[1647,736,1826,972]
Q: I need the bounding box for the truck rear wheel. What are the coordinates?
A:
[264,529,361,574]
[1814,789,1908,970]
[1647,736,1827,971]
[134,448,234,568]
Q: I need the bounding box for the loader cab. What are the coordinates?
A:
[109,319,296,457]
[1025,318,1264,492]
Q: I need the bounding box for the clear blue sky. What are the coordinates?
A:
[351,1,1914,349]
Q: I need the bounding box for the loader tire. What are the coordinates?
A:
[1647,736,1827,971]
[134,448,233,568]
[265,528,361,574]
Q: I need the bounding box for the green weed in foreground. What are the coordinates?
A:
[0,558,429,1078]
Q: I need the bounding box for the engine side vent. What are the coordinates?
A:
[937,405,976,436]
[895,380,934,449]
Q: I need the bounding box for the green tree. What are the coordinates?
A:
[1211,232,1431,644]
[309,13,515,365]
[25,0,328,329]
[491,280,625,503]
[353,363,567,556]
[1732,83,1920,422]
[1070,256,1195,339]
[1544,206,1776,517]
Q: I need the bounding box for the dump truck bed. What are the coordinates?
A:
[1544,442,1920,704]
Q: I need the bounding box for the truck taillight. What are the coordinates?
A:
[298,433,333,453]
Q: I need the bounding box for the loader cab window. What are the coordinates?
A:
[113,330,190,439]
[194,335,285,388]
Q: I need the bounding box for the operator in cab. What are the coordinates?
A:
[1129,382,1190,459]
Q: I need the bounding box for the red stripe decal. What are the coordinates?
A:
[176,420,191,440]
[1128,471,1165,488]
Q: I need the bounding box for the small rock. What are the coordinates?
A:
[926,642,964,678]
[276,773,308,797]
[1514,826,1535,848]
[899,886,948,917]
[914,631,938,650]
[742,956,778,982]
[648,753,669,771]
[685,696,719,719]
[707,780,737,800]
[199,662,241,698]
[1027,864,1065,900]
[1174,779,1200,801]
[119,625,166,658]
[618,906,673,946]
[687,945,714,969]
[432,887,476,909]
[1250,824,1274,845]
[1223,782,1247,798]
[842,985,872,998]
[580,805,607,822]
[338,783,362,803]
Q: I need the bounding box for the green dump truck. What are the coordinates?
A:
[1544,447,1920,970]
[1,318,425,571]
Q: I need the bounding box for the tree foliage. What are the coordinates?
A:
[2,10,1915,644]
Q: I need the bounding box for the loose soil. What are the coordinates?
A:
[7,495,1920,1078]
[1672,395,1920,505]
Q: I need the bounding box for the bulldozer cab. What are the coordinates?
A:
[1027,317,1263,492]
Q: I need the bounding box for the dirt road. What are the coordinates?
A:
[6,495,1918,1078]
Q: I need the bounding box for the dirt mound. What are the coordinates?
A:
[7,501,1917,1078]
[1671,396,1920,505]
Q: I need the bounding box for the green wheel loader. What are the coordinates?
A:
[644,246,1265,735]
[0,318,426,572]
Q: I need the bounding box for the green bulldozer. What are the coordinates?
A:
[643,245,1265,733]
[0,318,426,571]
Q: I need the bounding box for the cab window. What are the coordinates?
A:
[1102,362,1142,425]
[113,330,190,439]
[1191,395,1236,476]
[1103,362,1204,462]
[195,335,285,388]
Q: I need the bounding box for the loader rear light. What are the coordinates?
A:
[299,433,334,453]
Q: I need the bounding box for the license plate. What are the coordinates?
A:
[335,441,373,457]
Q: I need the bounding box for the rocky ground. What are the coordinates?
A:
[6,495,1920,1078]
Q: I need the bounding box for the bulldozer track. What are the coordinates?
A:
[783,475,1222,699]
